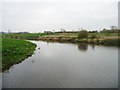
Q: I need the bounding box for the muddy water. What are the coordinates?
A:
[2,41,118,88]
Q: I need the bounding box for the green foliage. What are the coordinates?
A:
[90,34,97,39]
[103,38,120,46]
[100,28,120,33]
[78,30,88,39]
[99,33,120,36]
[2,38,36,70]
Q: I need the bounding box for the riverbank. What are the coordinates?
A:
[39,38,120,46]
[2,32,120,46]
[38,34,120,46]
[2,38,37,71]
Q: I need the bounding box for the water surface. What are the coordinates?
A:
[2,41,118,88]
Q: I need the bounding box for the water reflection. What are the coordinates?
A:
[2,41,118,88]
[77,43,88,52]
[0,73,2,90]
[90,44,95,50]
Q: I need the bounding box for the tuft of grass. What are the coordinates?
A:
[2,38,37,71]
[102,38,120,46]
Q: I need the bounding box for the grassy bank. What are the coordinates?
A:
[2,38,37,71]
[2,32,120,46]
[38,33,120,46]
[2,33,48,40]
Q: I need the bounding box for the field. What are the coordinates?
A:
[2,33,48,40]
[2,32,120,39]
[2,38,37,71]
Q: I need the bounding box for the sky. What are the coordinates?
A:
[0,0,119,33]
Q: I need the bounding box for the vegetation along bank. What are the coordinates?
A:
[38,31,120,46]
[1,28,120,71]
[2,38,37,71]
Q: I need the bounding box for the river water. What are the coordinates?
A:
[2,41,118,88]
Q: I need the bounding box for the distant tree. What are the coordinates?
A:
[1,31,5,34]
[100,28,109,33]
[61,29,66,33]
[89,30,98,33]
[100,27,119,33]
[110,26,118,30]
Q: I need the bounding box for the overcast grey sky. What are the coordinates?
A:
[1,0,119,32]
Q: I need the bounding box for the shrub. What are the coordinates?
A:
[78,30,88,39]
[90,34,97,39]
[103,38,120,46]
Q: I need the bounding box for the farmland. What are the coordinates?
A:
[2,33,48,40]
[2,38,36,71]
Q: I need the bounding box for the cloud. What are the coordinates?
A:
[1,0,119,2]
[1,1,118,32]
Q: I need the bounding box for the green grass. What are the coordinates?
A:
[98,33,119,36]
[2,38,37,71]
[2,33,48,40]
[102,38,120,46]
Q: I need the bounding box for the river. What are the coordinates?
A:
[2,41,118,88]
